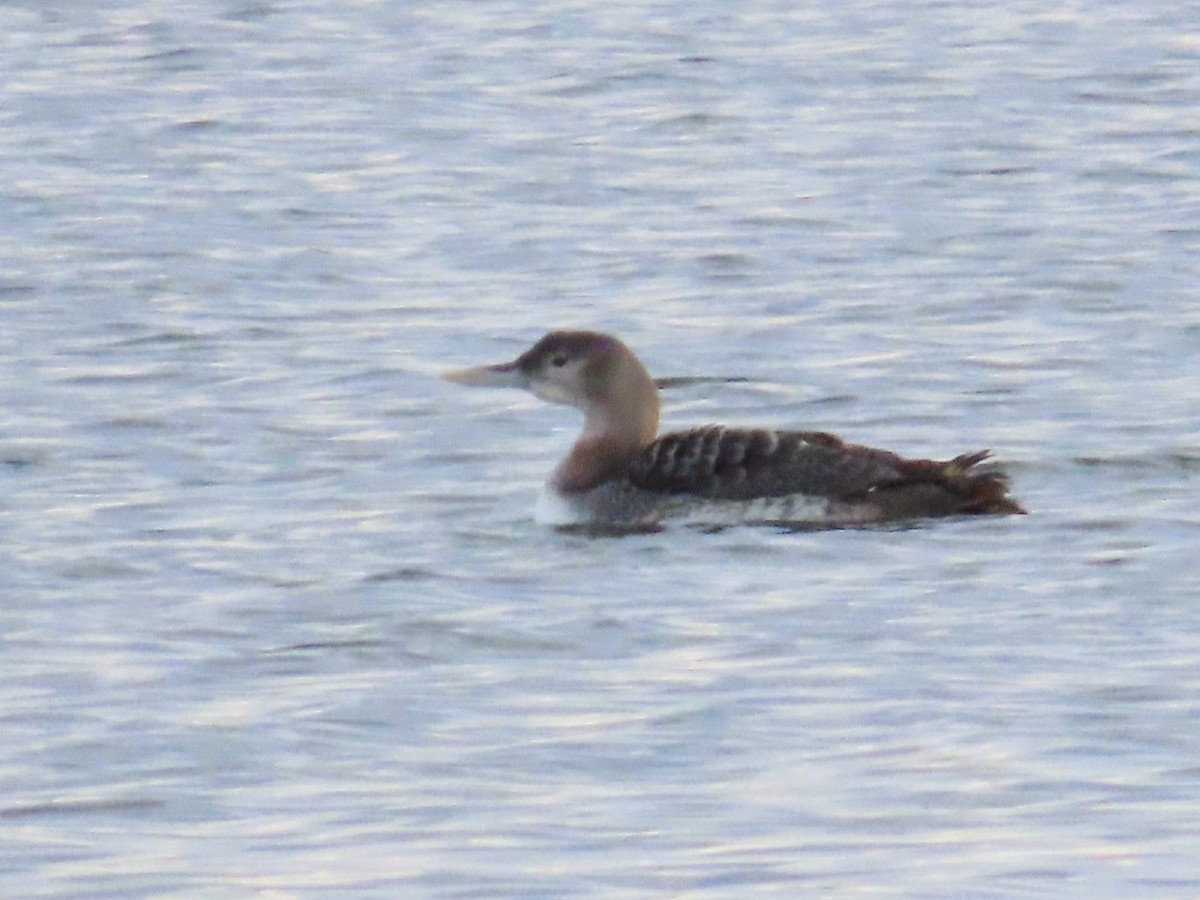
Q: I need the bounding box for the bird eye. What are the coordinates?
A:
[550,354,568,368]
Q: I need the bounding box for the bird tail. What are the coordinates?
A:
[944,450,1026,515]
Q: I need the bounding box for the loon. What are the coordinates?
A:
[444,330,1025,529]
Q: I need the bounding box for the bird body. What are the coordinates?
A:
[445,330,1024,529]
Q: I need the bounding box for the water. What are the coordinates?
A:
[2,0,1199,896]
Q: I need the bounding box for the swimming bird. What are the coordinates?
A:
[444,330,1025,529]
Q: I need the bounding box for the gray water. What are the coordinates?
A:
[3,1,1199,896]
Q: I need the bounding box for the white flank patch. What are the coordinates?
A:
[534,483,840,529]
[673,494,831,527]
[535,485,588,526]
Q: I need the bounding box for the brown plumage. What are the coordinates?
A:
[445,330,1025,527]
[628,426,1024,516]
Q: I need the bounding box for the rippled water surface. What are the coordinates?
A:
[3,1,1200,896]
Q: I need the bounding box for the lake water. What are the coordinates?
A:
[2,0,1199,896]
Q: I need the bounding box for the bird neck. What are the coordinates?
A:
[552,356,659,493]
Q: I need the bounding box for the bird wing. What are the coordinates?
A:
[625,427,903,500]
[626,426,1019,515]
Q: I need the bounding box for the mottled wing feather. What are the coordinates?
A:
[627,426,909,501]
[626,426,1024,517]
